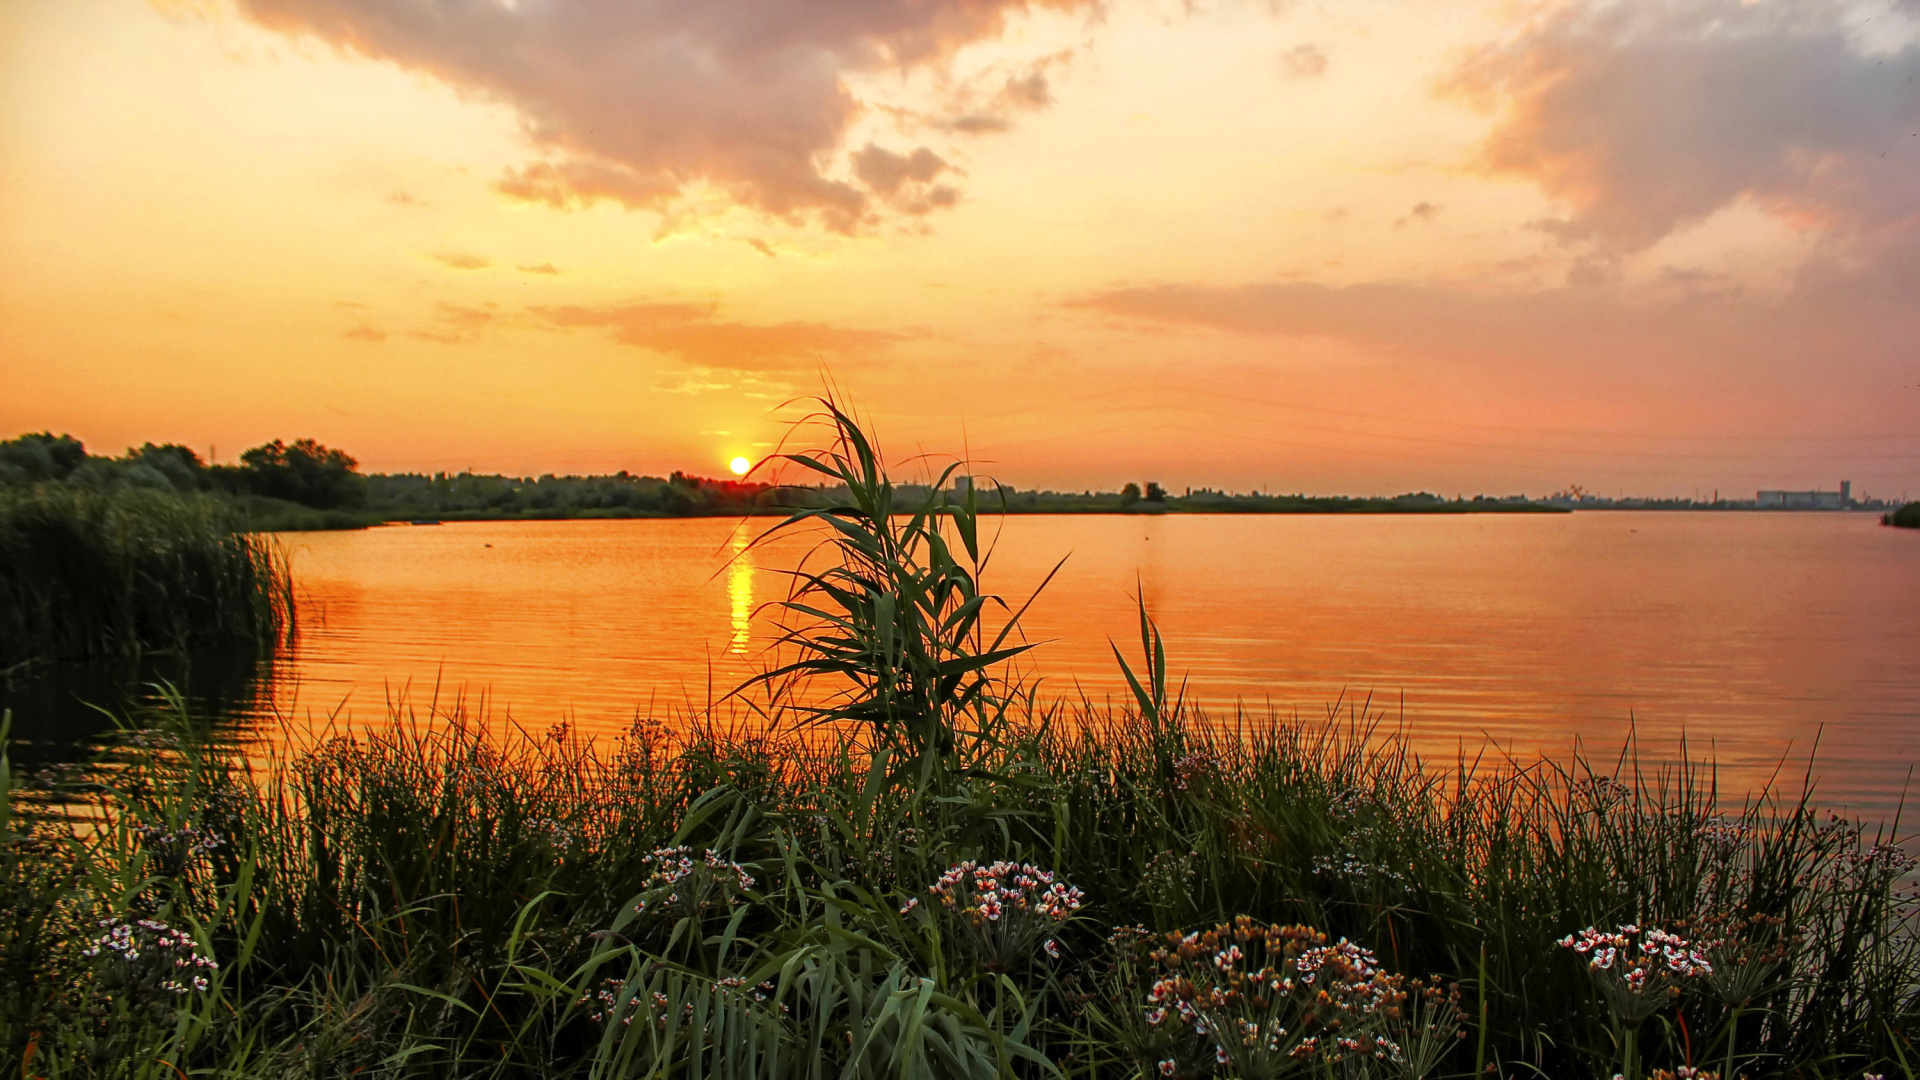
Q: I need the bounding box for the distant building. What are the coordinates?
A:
[1756,481,1851,509]
[952,475,973,496]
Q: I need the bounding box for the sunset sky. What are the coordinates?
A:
[2,0,1917,498]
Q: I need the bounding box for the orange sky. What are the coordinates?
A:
[2,0,1917,498]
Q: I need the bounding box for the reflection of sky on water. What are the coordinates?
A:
[166,512,1920,820]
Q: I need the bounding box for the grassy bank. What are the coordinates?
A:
[4,697,1914,1079]
[1887,503,1920,529]
[0,485,292,671]
[3,402,1914,1078]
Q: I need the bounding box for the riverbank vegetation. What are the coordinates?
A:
[0,432,799,530]
[1888,503,1920,529]
[0,484,291,673]
[3,404,1915,1078]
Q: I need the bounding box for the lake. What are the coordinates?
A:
[10,512,1919,816]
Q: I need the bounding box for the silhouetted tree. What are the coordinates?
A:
[127,443,206,492]
[0,432,86,483]
[239,438,366,508]
[1144,482,1166,502]
[1119,482,1142,507]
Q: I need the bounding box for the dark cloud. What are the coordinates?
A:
[532,301,904,371]
[236,0,1092,230]
[850,144,958,215]
[1280,43,1328,78]
[851,145,948,195]
[1448,0,1920,256]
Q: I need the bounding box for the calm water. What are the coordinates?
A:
[8,513,1912,813]
[233,512,1920,816]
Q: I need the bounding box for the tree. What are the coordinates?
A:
[1144,482,1166,502]
[126,443,206,491]
[0,432,86,483]
[1119,482,1142,507]
[239,438,366,508]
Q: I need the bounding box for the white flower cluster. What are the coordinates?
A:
[134,822,224,857]
[632,845,756,916]
[1311,854,1406,884]
[578,975,781,1027]
[1558,924,1712,1022]
[915,860,1083,971]
[81,917,219,995]
[1144,919,1406,1077]
[927,860,1083,924]
[1695,815,1754,854]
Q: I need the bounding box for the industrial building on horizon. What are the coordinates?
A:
[1756,481,1850,509]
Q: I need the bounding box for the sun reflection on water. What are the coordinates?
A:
[727,523,753,655]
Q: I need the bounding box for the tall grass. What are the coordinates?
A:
[2,401,1914,1078]
[4,697,1913,1078]
[0,485,292,671]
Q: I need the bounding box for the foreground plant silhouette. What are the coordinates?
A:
[738,396,1060,777]
[3,402,1916,1079]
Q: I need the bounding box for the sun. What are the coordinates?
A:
[728,456,751,476]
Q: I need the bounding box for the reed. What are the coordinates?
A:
[0,485,293,670]
[3,695,1914,1079]
[2,402,1913,1078]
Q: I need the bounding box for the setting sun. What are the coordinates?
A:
[728,456,751,476]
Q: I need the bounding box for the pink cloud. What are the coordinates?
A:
[236,0,1092,230]
[1447,0,1920,258]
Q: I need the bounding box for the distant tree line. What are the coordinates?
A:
[365,470,792,520]
[0,432,798,527]
[0,433,366,510]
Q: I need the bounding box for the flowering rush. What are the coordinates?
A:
[1146,917,1406,1080]
[1558,924,1712,1023]
[632,846,756,919]
[81,917,219,996]
[911,860,1083,972]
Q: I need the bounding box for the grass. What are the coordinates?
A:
[2,400,1914,1078]
[0,485,293,672]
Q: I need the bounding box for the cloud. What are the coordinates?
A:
[1395,201,1440,228]
[1447,0,1920,256]
[1067,273,1920,393]
[850,144,959,214]
[430,251,492,270]
[235,0,1093,230]
[932,49,1074,137]
[851,145,949,194]
[1280,43,1328,78]
[532,301,904,371]
[343,323,386,342]
[410,301,499,344]
[516,262,562,275]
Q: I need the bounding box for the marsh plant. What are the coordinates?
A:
[1144,918,1406,1079]
[0,484,292,668]
[911,860,1084,973]
[2,399,1916,1079]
